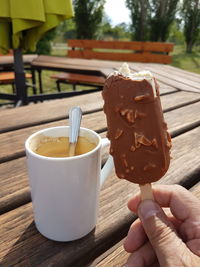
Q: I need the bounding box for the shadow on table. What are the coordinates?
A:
[1,220,97,266]
[1,209,135,267]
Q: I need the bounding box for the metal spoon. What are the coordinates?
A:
[68,106,82,157]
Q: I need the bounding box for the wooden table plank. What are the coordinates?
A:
[1,91,200,163]
[95,182,200,267]
[32,60,105,74]
[32,56,112,76]
[0,92,103,133]
[156,83,178,95]
[143,63,200,84]
[165,101,200,136]
[130,64,200,93]
[32,56,121,70]
[0,127,200,266]
[0,55,38,67]
[154,64,200,80]
[133,63,200,90]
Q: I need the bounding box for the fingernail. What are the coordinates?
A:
[138,200,160,220]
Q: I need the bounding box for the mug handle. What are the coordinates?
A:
[100,138,114,187]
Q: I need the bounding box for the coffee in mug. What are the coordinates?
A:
[35,136,96,157]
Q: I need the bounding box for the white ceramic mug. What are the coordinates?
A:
[25,126,113,242]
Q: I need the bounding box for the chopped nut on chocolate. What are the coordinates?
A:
[115,128,123,139]
[126,110,134,123]
[134,132,141,148]
[135,110,146,119]
[122,158,128,168]
[152,138,158,149]
[110,147,114,154]
[137,135,152,146]
[166,141,172,149]
[167,131,172,142]
[166,132,172,148]
[130,145,136,152]
[134,94,150,101]
[120,108,135,123]
[120,109,129,116]
[144,163,156,171]
[135,132,155,147]
[163,121,168,130]
[114,105,121,112]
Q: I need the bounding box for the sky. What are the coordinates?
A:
[104,0,131,26]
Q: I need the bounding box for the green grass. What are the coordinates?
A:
[171,45,200,74]
[1,44,200,106]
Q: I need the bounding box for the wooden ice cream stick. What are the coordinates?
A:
[139,183,154,201]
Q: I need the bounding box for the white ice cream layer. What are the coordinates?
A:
[119,63,131,75]
[132,70,154,79]
[118,63,154,80]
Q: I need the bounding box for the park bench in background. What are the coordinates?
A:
[51,39,173,91]
[67,39,174,64]
[51,72,105,92]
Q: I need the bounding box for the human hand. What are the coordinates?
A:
[123,185,200,267]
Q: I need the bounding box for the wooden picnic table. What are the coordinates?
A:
[0,60,200,266]
[0,54,38,71]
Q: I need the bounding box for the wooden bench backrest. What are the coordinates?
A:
[68,39,174,64]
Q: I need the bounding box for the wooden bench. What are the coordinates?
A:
[67,39,174,64]
[51,72,106,91]
[0,72,33,94]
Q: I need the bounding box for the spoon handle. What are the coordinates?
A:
[69,106,82,144]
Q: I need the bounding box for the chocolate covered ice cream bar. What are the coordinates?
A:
[102,64,172,184]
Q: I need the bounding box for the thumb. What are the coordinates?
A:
[138,200,187,265]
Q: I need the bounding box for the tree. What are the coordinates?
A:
[35,29,57,55]
[126,0,151,41]
[182,0,200,53]
[57,20,77,40]
[101,16,131,40]
[149,0,179,42]
[168,20,185,45]
[126,0,179,42]
[73,0,105,39]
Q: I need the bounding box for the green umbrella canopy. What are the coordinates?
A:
[0,0,74,53]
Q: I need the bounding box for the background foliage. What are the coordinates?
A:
[35,0,200,54]
[182,0,200,52]
[73,0,105,39]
